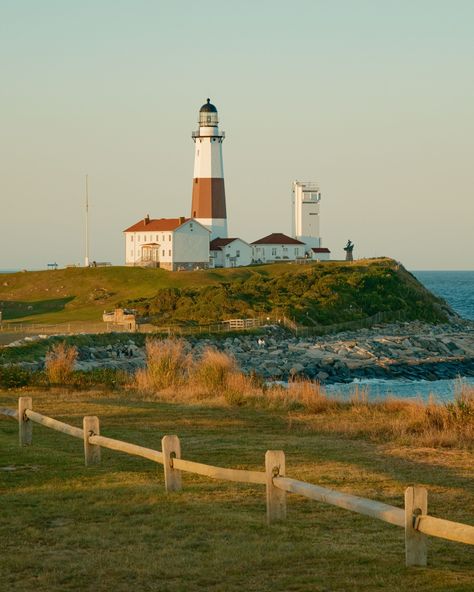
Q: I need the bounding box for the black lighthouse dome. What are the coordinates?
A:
[200,98,217,113]
[199,98,218,127]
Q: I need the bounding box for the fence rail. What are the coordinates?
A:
[2,397,473,569]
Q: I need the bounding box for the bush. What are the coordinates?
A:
[135,338,190,392]
[0,365,32,388]
[45,342,78,385]
[68,368,130,390]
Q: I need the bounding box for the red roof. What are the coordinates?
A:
[210,238,238,251]
[124,217,189,233]
[251,233,305,246]
[312,247,331,253]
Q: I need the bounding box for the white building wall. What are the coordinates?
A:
[173,221,210,268]
[310,251,330,261]
[125,231,174,265]
[252,244,303,263]
[211,239,252,268]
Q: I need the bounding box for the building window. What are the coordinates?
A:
[130,236,134,242]
[294,248,299,256]
[144,235,147,242]
[156,235,158,241]
[130,250,133,256]
[272,248,277,256]
[169,234,171,241]
[162,250,165,257]
[168,250,171,256]
[283,247,287,252]
[236,250,240,257]
[162,235,165,242]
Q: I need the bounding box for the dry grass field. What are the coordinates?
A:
[1,388,473,592]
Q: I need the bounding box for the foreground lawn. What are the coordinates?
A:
[0,390,473,592]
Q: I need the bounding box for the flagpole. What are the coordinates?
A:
[85,174,90,267]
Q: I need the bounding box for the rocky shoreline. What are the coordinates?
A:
[6,320,474,385]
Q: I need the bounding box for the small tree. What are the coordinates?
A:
[45,342,78,384]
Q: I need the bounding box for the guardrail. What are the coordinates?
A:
[2,397,473,568]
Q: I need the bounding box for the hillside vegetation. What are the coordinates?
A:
[0,259,450,326]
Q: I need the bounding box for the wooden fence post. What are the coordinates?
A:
[162,435,182,492]
[83,416,101,466]
[265,450,286,524]
[18,396,32,446]
[405,486,428,567]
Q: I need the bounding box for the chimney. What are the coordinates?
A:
[179,216,185,225]
[144,214,150,225]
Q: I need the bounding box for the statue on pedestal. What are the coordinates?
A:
[344,239,354,262]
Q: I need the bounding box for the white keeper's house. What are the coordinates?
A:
[209,238,253,268]
[251,233,305,263]
[124,216,210,270]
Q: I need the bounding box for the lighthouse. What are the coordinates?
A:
[191,99,228,240]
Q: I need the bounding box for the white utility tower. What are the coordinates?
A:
[292,180,322,249]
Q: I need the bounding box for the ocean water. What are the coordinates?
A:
[333,270,474,401]
[413,270,474,321]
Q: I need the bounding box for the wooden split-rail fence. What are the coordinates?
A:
[1,397,474,568]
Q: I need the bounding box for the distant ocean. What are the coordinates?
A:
[413,270,474,321]
[329,270,474,401]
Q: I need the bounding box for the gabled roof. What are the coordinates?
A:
[312,247,331,253]
[209,237,249,251]
[124,217,190,233]
[251,233,305,246]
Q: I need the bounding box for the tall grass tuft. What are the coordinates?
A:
[193,348,237,392]
[135,338,190,392]
[45,342,78,384]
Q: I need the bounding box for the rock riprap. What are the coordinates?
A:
[4,320,474,384]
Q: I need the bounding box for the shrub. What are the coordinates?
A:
[135,338,190,392]
[0,365,32,388]
[45,342,78,385]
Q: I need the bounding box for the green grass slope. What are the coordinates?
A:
[0,259,451,326]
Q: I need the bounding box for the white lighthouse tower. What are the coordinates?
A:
[191,99,228,240]
[292,180,322,249]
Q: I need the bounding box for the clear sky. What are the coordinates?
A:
[1,0,473,270]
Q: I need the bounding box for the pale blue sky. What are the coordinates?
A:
[1,0,473,269]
